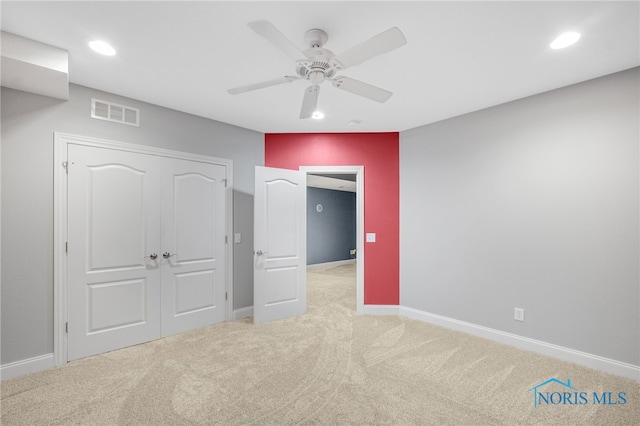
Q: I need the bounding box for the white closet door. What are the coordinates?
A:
[67,144,161,361]
[160,158,227,336]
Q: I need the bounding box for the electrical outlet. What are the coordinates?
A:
[514,307,525,322]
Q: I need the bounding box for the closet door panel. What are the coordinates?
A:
[160,158,227,336]
[67,144,161,361]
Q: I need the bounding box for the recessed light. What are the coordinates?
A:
[89,40,116,56]
[550,31,581,49]
[312,111,324,120]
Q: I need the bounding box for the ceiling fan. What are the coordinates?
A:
[228,21,407,119]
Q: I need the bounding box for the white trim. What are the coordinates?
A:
[224,163,234,324]
[53,132,234,366]
[398,306,640,382]
[233,306,254,320]
[362,304,400,316]
[307,259,356,271]
[1,353,55,381]
[55,132,232,164]
[53,135,68,366]
[300,166,365,314]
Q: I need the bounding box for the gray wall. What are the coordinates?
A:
[307,187,356,265]
[1,84,263,364]
[400,67,639,365]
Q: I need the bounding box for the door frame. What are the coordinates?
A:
[300,166,364,313]
[53,132,234,365]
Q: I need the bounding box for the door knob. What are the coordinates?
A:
[145,253,158,260]
[255,250,268,256]
[162,252,177,259]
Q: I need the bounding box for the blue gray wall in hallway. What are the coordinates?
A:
[307,187,356,265]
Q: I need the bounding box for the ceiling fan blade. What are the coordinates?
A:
[248,21,308,61]
[333,27,407,70]
[228,76,299,95]
[300,85,320,119]
[332,76,393,103]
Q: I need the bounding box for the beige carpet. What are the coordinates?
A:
[2,261,639,425]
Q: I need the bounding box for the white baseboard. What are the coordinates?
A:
[233,306,253,320]
[1,353,55,381]
[362,304,400,315]
[398,306,640,382]
[4,308,637,382]
[307,259,356,271]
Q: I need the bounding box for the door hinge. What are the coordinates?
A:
[222,178,227,188]
[225,292,228,301]
[225,235,228,244]
[65,322,68,333]
[65,242,68,253]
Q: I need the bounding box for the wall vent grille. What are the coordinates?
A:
[91,98,140,127]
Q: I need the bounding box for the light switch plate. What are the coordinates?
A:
[366,233,376,243]
[234,233,242,244]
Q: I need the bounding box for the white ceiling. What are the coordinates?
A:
[1,1,638,134]
[308,174,356,192]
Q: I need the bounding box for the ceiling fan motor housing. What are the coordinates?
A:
[296,47,340,85]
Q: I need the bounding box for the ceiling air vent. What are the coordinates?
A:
[91,98,139,127]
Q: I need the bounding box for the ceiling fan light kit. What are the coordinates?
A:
[228,21,407,120]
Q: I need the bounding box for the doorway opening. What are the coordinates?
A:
[301,166,364,313]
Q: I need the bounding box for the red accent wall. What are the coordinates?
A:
[265,132,399,305]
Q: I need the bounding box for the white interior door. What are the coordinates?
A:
[253,166,307,324]
[67,144,161,361]
[161,158,227,336]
